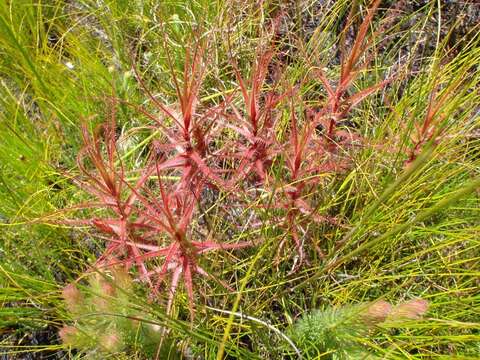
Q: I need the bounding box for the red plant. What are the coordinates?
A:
[406,75,464,164]
[64,1,398,317]
[73,112,252,318]
[261,101,339,269]
[311,0,391,153]
[68,40,262,318]
[227,2,390,266]
[220,13,295,185]
[128,166,251,318]
[222,50,285,184]
[74,103,156,282]
[132,41,228,196]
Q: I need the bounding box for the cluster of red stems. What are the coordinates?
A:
[68,0,443,318]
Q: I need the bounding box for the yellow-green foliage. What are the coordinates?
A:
[60,269,182,359]
[289,299,429,359]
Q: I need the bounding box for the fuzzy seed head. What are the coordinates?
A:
[59,326,78,345]
[62,284,83,313]
[390,299,429,320]
[100,332,121,352]
[100,281,116,297]
[362,300,393,324]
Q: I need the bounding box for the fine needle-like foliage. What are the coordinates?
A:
[289,299,429,359]
[60,269,183,359]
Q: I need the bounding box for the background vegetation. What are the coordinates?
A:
[0,0,479,358]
